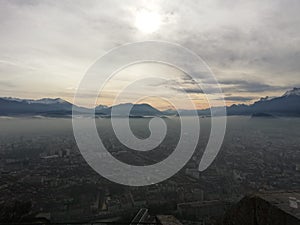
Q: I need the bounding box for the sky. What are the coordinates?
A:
[0,0,299,109]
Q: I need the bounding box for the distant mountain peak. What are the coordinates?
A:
[1,87,300,117]
[0,97,69,105]
[1,97,25,102]
[282,87,300,97]
[95,104,108,109]
[259,96,270,101]
[29,98,67,104]
[95,102,162,116]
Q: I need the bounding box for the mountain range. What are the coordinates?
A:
[226,87,300,116]
[0,88,299,117]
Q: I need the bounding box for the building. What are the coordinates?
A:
[177,200,230,221]
[223,191,300,225]
[155,215,183,225]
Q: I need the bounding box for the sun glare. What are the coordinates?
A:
[135,9,161,33]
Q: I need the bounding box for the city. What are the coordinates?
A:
[0,116,299,224]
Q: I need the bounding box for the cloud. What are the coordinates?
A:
[219,79,298,93]
[162,0,300,86]
[0,80,16,88]
[174,87,204,94]
[223,96,254,102]
[0,0,299,106]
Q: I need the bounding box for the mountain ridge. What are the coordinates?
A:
[0,88,299,117]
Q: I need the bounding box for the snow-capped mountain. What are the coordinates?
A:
[1,97,68,105]
[259,96,271,101]
[1,97,25,102]
[225,87,300,116]
[27,98,67,104]
[0,97,74,116]
[282,87,300,97]
[0,97,162,117]
[0,88,299,117]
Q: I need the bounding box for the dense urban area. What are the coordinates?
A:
[0,116,299,224]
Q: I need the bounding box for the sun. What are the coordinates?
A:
[135,9,161,34]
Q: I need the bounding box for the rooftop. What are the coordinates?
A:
[155,215,183,225]
[257,191,300,220]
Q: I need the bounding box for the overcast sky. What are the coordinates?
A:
[0,0,299,109]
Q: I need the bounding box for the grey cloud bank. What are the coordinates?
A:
[0,0,299,106]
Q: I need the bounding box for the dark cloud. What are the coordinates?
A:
[219,79,296,93]
[0,0,299,101]
[175,87,204,94]
[223,96,254,102]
